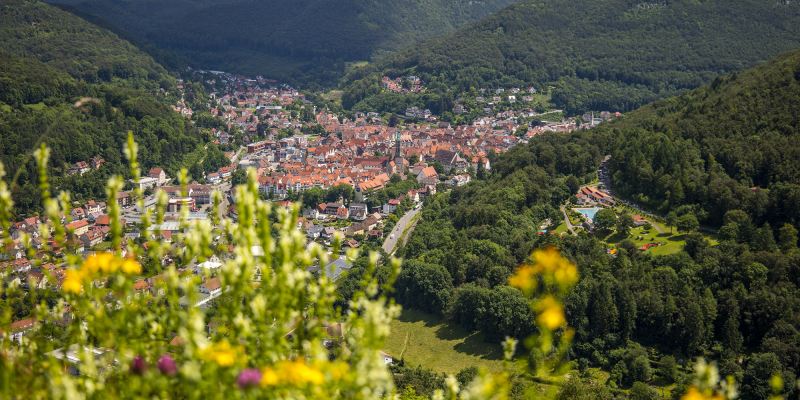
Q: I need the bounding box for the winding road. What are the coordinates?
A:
[382,206,422,255]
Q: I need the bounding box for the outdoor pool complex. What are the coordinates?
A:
[574,207,603,222]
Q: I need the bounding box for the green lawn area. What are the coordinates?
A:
[23,102,46,111]
[553,223,568,235]
[321,90,343,104]
[322,219,352,228]
[595,206,721,256]
[537,110,563,122]
[602,225,686,256]
[387,310,678,395]
[527,92,553,109]
[92,241,113,251]
[567,211,583,226]
[345,61,369,69]
[385,308,512,374]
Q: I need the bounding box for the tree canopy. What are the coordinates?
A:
[50,0,517,86]
[0,0,211,215]
[343,0,800,114]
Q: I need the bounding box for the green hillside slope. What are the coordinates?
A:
[0,0,208,214]
[343,0,800,114]
[599,49,800,229]
[379,50,800,398]
[48,0,518,86]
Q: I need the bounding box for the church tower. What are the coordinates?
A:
[354,185,364,203]
[393,130,404,174]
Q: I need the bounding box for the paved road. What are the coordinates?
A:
[215,181,232,218]
[560,205,577,235]
[382,207,422,254]
[230,146,245,164]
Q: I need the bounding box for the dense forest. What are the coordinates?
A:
[47,0,517,86]
[344,52,800,398]
[0,0,210,214]
[342,0,800,115]
[598,49,800,230]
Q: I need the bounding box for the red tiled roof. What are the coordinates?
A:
[65,219,88,230]
[419,167,437,178]
[203,277,221,291]
[10,318,35,332]
[133,280,150,291]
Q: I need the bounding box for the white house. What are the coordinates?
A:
[382,199,400,214]
[148,168,169,186]
[8,318,35,343]
[196,255,222,272]
[135,177,158,191]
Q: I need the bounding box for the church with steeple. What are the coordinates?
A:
[386,130,407,176]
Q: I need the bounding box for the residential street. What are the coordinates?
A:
[382,206,422,254]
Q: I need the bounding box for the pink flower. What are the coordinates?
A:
[158,354,177,376]
[237,368,262,389]
[130,355,147,375]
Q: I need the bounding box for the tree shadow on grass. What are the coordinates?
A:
[434,322,467,341]
[432,322,503,360]
[605,232,628,243]
[398,308,505,362]
[668,234,687,242]
[451,332,504,360]
[397,308,443,328]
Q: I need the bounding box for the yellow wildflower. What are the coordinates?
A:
[553,259,578,286]
[508,265,535,291]
[532,247,562,273]
[120,258,142,275]
[535,296,566,330]
[680,387,724,400]
[681,387,705,400]
[260,367,279,387]
[278,359,324,386]
[62,269,83,294]
[527,247,579,288]
[327,361,350,380]
[83,252,115,274]
[201,341,239,367]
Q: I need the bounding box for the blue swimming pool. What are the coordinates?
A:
[573,207,603,222]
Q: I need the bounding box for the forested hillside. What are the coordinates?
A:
[343,0,800,114]
[367,51,800,397]
[0,0,209,214]
[600,49,800,230]
[48,0,518,86]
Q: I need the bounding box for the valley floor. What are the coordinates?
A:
[384,308,510,374]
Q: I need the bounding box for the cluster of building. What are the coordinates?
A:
[580,111,623,127]
[67,156,105,176]
[4,69,627,346]
[207,72,305,142]
[381,75,424,94]
[575,186,616,207]
[473,87,537,107]
[240,116,496,198]
[186,74,543,245]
